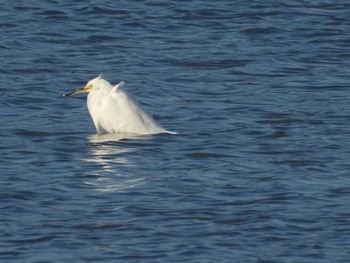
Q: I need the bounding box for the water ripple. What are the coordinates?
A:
[1,0,350,262]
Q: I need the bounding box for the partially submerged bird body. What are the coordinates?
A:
[64,76,174,135]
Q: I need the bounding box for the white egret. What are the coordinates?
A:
[63,76,175,135]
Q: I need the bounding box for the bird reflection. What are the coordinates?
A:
[80,134,147,192]
[89,133,149,143]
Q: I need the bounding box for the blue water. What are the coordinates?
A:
[1,1,350,262]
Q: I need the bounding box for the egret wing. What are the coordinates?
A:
[108,82,166,134]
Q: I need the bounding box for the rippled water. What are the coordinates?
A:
[1,1,350,262]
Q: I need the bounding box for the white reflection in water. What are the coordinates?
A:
[89,133,148,143]
[83,177,145,193]
[81,133,148,192]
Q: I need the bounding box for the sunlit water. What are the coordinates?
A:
[1,1,350,262]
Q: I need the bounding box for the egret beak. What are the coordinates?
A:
[63,84,92,97]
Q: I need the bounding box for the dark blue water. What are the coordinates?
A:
[1,1,350,262]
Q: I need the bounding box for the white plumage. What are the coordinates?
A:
[64,76,175,135]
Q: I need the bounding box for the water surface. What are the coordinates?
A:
[1,1,350,262]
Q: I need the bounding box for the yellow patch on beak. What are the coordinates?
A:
[63,84,93,97]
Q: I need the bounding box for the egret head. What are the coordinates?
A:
[63,76,103,97]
